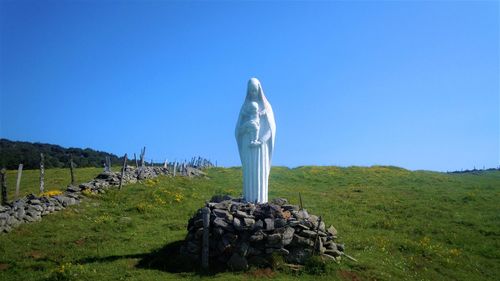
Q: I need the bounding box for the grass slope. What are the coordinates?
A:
[0,166,499,281]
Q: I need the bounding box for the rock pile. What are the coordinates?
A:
[183,196,345,270]
[0,166,205,233]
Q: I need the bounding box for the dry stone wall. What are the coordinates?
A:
[0,166,205,233]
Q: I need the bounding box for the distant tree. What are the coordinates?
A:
[0,139,123,170]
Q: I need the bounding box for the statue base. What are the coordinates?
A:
[182,195,345,271]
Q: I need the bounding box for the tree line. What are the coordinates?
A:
[0,138,123,170]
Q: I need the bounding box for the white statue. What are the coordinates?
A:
[235,78,276,203]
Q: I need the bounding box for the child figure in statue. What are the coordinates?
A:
[243,101,261,147]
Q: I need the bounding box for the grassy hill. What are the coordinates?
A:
[0,166,498,280]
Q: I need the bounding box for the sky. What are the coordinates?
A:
[0,0,498,171]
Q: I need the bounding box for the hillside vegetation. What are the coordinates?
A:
[0,166,498,281]
[0,139,124,169]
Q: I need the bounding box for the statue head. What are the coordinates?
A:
[247,78,261,101]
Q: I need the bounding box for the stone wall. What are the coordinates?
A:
[0,166,206,233]
[183,196,345,270]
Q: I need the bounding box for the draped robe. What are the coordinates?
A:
[235,78,276,203]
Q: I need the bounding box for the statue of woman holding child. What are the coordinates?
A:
[235,78,276,203]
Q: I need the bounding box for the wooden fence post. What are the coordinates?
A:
[119,154,128,190]
[299,192,303,210]
[40,153,45,194]
[140,147,146,168]
[1,169,7,205]
[15,164,23,199]
[134,153,138,169]
[202,206,210,271]
[70,155,75,186]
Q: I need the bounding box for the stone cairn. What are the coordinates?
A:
[0,166,206,234]
[183,195,346,271]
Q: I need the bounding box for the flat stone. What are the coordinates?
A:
[213,201,231,210]
[282,204,299,211]
[327,225,338,236]
[292,234,314,247]
[249,231,265,242]
[29,199,41,205]
[324,249,342,257]
[299,229,318,238]
[213,209,232,220]
[213,218,230,230]
[66,185,81,192]
[271,198,288,206]
[266,247,289,255]
[234,210,252,218]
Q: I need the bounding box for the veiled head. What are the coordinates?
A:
[247,78,261,101]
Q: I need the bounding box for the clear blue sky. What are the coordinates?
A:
[1,1,498,171]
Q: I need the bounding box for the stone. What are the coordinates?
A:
[66,185,81,192]
[294,209,309,220]
[292,234,315,247]
[327,225,338,236]
[266,247,289,255]
[233,217,243,231]
[213,209,232,220]
[253,219,264,231]
[243,218,255,228]
[324,249,342,257]
[299,229,318,238]
[247,246,263,256]
[281,226,295,245]
[282,204,299,211]
[286,248,313,264]
[264,218,274,231]
[213,218,231,231]
[234,210,252,218]
[271,198,288,206]
[29,199,41,205]
[336,243,345,252]
[213,201,231,210]
[249,231,265,242]
[236,78,276,203]
[266,233,283,248]
[227,253,248,271]
[275,218,287,228]
[239,242,250,256]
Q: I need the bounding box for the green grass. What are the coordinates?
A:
[0,166,499,281]
[3,167,113,199]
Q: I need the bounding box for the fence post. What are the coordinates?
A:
[134,153,138,169]
[119,153,128,190]
[202,206,210,271]
[70,155,75,186]
[15,164,23,199]
[1,169,7,205]
[40,153,45,194]
[140,147,146,168]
